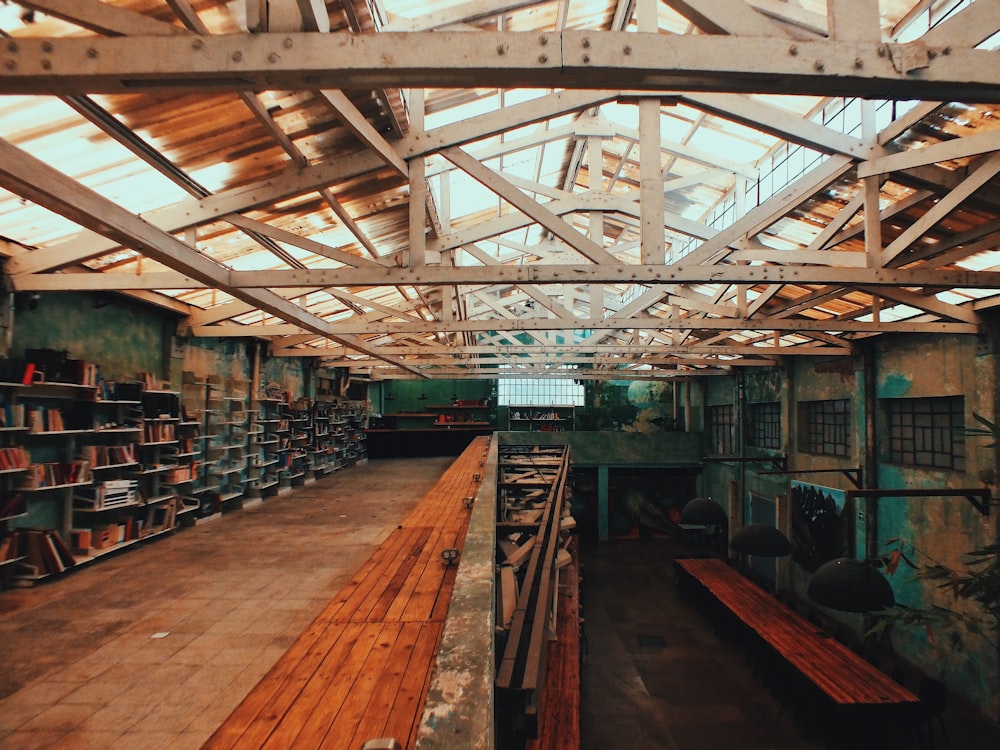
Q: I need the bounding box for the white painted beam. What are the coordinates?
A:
[882,152,1000,266]
[661,0,791,37]
[19,264,1000,292]
[0,137,423,375]
[440,146,619,265]
[0,32,996,102]
[319,89,408,177]
[858,130,1000,179]
[17,0,190,36]
[273,316,977,336]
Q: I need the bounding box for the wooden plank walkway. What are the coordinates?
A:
[204,437,491,750]
[526,537,581,750]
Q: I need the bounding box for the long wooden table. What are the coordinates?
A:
[675,557,918,708]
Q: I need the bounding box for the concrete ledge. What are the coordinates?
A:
[416,436,497,750]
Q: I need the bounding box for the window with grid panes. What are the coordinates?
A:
[802,399,850,456]
[497,377,584,407]
[748,402,781,450]
[708,404,734,455]
[886,396,965,470]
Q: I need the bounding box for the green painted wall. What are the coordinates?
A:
[378,379,495,422]
[497,429,702,466]
[11,292,169,382]
[871,333,998,712]
[680,331,1000,720]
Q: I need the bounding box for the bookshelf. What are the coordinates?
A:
[205,379,249,508]
[0,362,370,586]
[181,373,223,523]
[248,396,282,498]
[344,400,368,465]
[506,405,575,432]
[0,381,29,584]
[276,401,309,491]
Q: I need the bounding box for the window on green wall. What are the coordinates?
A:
[708,404,734,455]
[748,402,781,450]
[886,396,965,470]
[801,399,850,456]
[497,377,584,406]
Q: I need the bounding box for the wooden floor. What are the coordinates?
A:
[527,537,581,750]
[204,437,491,749]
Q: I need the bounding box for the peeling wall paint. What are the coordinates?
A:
[11,292,168,381]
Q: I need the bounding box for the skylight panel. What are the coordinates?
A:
[425,90,500,130]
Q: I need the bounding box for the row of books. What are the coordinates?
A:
[143,422,176,443]
[0,492,27,520]
[0,403,25,428]
[1,528,76,575]
[0,446,31,470]
[164,464,197,484]
[20,460,91,489]
[80,443,138,468]
[28,406,66,433]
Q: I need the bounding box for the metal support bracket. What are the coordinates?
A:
[702,454,787,472]
[757,465,864,489]
[846,487,992,516]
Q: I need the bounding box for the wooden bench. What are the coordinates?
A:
[204,437,491,749]
[675,557,918,708]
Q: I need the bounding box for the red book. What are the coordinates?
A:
[21,363,35,385]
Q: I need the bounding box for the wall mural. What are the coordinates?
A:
[583,380,677,432]
[790,480,847,572]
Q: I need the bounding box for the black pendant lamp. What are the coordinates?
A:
[730,523,792,557]
[807,557,895,613]
[680,497,728,527]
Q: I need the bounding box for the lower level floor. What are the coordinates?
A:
[1,454,998,749]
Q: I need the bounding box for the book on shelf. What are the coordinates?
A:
[80,443,137,467]
[0,531,19,560]
[15,528,76,576]
[0,446,31,470]
[22,460,91,489]
[0,491,27,519]
[27,406,65,432]
[143,422,176,443]
[0,403,25,428]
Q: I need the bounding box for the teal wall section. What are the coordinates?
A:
[380,379,495,422]
[11,292,170,382]
[497,429,702,466]
[871,333,998,711]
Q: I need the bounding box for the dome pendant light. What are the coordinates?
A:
[807,557,895,613]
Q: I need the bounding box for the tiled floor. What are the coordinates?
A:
[0,456,453,750]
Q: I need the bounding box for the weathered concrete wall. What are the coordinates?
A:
[416,437,497,750]
[11,292,170,382]
[701,374,738,511]
[685,333,999,720]
[497,429,703,466]
[872,332,999,718]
